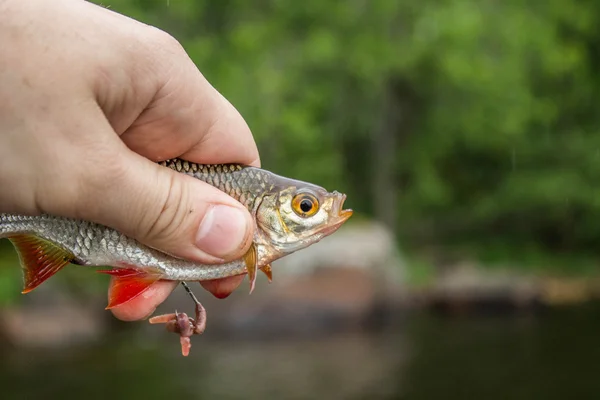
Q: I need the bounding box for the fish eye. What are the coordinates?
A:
[292,193,319,217]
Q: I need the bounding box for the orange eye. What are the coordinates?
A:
[292,193,319,217]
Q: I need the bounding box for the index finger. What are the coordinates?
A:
[117,31,260,167]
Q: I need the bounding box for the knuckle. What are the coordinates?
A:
[144,26,186,57]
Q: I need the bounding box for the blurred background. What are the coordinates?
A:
[2,0,600,398]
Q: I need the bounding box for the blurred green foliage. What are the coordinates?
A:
[96,0,599,265]
[2,0,600,299]
[0,242,20,305]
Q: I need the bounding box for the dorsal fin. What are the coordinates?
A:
[97,268,164,309]
[8,234,75,294]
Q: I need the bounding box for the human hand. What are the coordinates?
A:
[0,0,259,320]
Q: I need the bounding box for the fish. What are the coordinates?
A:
[0,158,353,354]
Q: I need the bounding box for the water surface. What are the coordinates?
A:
[2,303,599,399]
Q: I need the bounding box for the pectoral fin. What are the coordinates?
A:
[97,268,163,309]
[8,234,75,294]
[261,264,273,283]
[243,244,258,294]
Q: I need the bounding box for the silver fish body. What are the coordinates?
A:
[0,213,246,281]
[0,159,352,283]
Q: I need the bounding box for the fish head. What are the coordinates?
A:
[255,179,353,256]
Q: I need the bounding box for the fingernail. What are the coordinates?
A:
[195,205,250,258]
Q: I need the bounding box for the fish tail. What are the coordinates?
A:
[6,234,75,293]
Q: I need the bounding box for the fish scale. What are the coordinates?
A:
[0,158,352,311]
[0,210,249,280]
[159,160,272,210]
[0,159,280,281]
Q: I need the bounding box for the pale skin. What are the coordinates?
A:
[0,0,259,321]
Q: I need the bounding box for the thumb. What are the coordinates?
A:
[80,146,254,264]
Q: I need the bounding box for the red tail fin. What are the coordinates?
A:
[8,234,74,293]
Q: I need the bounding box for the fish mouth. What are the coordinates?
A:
[337,193,353,221]
[319,192,353,236]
